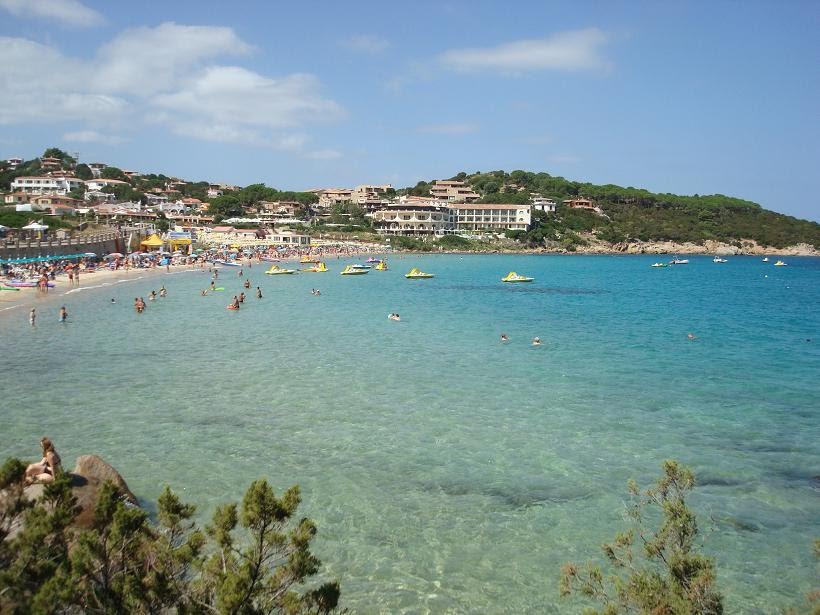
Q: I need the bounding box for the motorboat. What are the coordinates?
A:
[299,256,320,264]
[668,258,689,265]
[351,264,372,270]
[762,257,769,262]
[713,257,728,263]
[651,262,668,268]
[300,262,327,272]
[214,259,241,267]
[774,260,787,266]
[341,265,368,275]
[366,257,382,263]
[405,267,434,279]
[501,271,534,283]
[265,265,296,275]
[374,260,389,271]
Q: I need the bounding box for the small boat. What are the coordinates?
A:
[300,256,320,264]
[651,262,668,268]
[214,259,242,267]
[713,257,728,263]
[301,262,327,272]
[762,257,769,262]
[774,260,787,266]
[352,264,372,270]
[405,267,434,279]
[501,271,534,283]
[366,257,381,263]
[0,286,21,291]
[265,265,296,275]
[374,261,389,271]
[341,265,368,275]
[669,258,689,265]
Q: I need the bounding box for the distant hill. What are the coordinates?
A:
[403,170,820,250]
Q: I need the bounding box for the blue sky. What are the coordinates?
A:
[1,0,818,221]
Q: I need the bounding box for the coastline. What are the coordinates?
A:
[0,263,206,321]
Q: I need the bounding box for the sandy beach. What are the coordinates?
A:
[0,262,207,321]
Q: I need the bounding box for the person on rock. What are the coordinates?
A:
[25,437,62,484]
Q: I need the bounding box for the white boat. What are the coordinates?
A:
[774,260,787,267]
[651,262,668,268]
[668,258,689,265]
[713,257,728,263]
[762,257,769,262]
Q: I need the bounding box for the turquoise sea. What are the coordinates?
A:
[1,254,818,613]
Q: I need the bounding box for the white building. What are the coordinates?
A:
[88,162,107,178]
[371,201,455,235]
[449,203,532,233]
[85,178,130,192]
[531,196,556,213]
[6,157,23,169]
[11,176,84,195]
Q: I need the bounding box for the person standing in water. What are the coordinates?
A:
[256,286,262,298]
[58,306,67,322]
[29,308,36,325]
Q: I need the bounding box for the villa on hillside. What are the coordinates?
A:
[11,176,84,195]
[371,202,456,235]
[531,196,557,213]
[429,179,480,203]
[563,197,596,210]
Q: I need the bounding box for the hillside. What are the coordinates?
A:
[404,171,820,250]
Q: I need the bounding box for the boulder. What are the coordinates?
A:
[70,455,138,528]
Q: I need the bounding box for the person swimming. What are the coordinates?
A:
[687,333,697,340]
[159,286,166,297]
[532,337,541,346]
[256,287,262,298]
[500,334,509,342]
[239,292,246,303]
[58,306,67,322]
[388,313,400,321]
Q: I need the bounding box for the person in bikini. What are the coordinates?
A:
[25,437,62,484]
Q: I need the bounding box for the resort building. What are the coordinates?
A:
[308,188,354,208]
[450,203,532,233]
[371,202,456,236]
[531,196,557,213]
[429,180,480,203]
[563,197,596,210]
[6,157,23,169]
[10,176,84,195]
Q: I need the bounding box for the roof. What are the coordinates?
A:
[140,234,164,246]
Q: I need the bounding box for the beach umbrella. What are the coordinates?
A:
[22,222,48,231]
[105,252,124,258]
[84,252,97,257]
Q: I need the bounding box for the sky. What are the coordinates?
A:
[0,0,818,221]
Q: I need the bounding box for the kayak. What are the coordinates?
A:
[0,286,21,291]
[4,280,55,288]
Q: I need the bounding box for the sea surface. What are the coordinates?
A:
[1,254,818,613]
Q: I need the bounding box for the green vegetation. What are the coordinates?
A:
[0,458,340,614]
[0,208,70,230]
[209,183,318,221]
[560,460,723,614]
[402,170,820,249]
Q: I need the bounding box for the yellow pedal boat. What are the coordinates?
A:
[405,267,434,279]
[374,261,389,271]
[265,265,296,275]
[341,265,368,275]
[501,271,534,282]
[301,262,327,272]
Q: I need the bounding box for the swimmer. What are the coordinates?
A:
[159,286,166,298]
[110,298,116,303]
[210,280,216,291]
[532,337,541,346]
[239,292,246,303]
[149,290,157,301]
[687,333,697,340]
[29,308,36,326]
[388,313,400,321]
[500,334,509,342]
[243,279,250,289]
[201,289,209,296]
[256,287,262,299]
[58,306,67,322]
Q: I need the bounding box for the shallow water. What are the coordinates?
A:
[1,254,818,613]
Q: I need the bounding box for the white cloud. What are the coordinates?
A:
[304,149,342,160]
[93,23,252,95]
[62,130,126,145]
[417,123,478,135]
[342,34,390,53]
[439,28,611,73]
[151,67,344,144]
[0,25,344,149]
[0,0,103,27]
